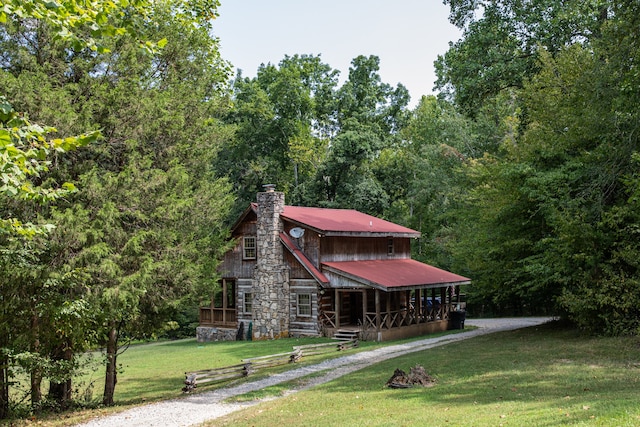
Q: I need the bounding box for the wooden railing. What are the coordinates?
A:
[319,310,336,328]
[361,304,452,331]
[199,307,237,327]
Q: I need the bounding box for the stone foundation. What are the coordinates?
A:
[196,326,237,342]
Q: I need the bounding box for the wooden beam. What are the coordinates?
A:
[222,279,228,324]
[362,289,367,328]
[375,289,380,331]
[405,290,411,325]
[335,288,340,328]
[386,292,391,328]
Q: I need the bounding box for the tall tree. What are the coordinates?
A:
[50,4,233,404]
[446,1,640,331]
[306,55,410,215]
[0,0,232,413]
[217,54,338,213]
[436,0,609,115]
[375,96,475,268]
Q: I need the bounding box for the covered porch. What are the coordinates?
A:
[199,278,237,328]
[320,259,470,341]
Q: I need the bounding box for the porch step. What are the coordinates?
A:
[332,329,359,341]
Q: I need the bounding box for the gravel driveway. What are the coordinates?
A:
[76,317,552,427]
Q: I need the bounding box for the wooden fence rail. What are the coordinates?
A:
[183,339,358,393]
[294,339,358,356]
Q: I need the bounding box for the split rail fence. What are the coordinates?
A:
[182,339,358,392]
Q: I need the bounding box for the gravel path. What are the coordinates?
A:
[76,317,552,427]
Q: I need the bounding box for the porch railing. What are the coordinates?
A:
[199,307,237,327]
[361,304,452,331]
[319,310,336,328]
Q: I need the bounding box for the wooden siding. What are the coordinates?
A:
[289,279,320,337]
[319,236,412,262]
[236,280,253,324]
[219,219,257,279]
[284,249,313,280]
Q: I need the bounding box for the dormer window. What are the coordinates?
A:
[243,236,256,259]
[387,238,394,255]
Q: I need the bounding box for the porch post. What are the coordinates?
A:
[405,290,411,325]
[222,280,227,324]
[335,288,341,328]
[386,293,391,328]
[375,289,380,331]
[416,288,422,323]
[362,289,367,328]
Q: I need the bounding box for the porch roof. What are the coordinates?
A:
[321,259,471,292]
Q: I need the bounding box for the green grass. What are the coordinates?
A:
[3,335,391,426]
[84,336,372,404]
[212,322,640,427]
[6,323,640,427]
[81,330,464,405]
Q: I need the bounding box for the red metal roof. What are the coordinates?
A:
[279,232,329,285]
[281,206,419,237]
[322,259,471,291]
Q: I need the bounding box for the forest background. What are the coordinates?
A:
[1,0,639,419]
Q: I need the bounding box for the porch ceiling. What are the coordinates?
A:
[321,259,471,292]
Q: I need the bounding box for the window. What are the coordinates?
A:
[243,236,256,259]
[244,292,253,314]
[297,293,311,317]
[387,238,394,255]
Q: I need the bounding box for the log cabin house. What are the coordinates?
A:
[197,185,470,342]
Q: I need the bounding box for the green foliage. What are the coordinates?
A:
[0,0,233,414]
[445,2,640,331]
[0,96,97,236]
[0,0,220,53]
[218,54,410,217]
[217,54,338,214]
[437,0,609,114]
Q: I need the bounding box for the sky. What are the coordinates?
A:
[211,1,462,107]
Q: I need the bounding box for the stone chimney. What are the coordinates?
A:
[252,185,290,339]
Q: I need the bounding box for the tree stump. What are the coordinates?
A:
[386,365,436,388]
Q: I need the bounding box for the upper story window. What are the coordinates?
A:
[387,238,394,256]
[243,236,256,259]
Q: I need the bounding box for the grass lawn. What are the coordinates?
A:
[212,322,640,427]
[5,322,640,426]
[4,335,391,426]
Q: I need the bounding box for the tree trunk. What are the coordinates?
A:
[47,341,73,410]
[30,371,42,409]
[102,325,118,406]
[0,352,9,419]
[30,312,42,407]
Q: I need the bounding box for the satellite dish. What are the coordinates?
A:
[289,227,305,239]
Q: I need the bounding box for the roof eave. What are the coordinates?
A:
[230,203,257,234]
[322,264,471,291]
[322,231,421,238]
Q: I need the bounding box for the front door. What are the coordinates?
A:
[349,291,363,325]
